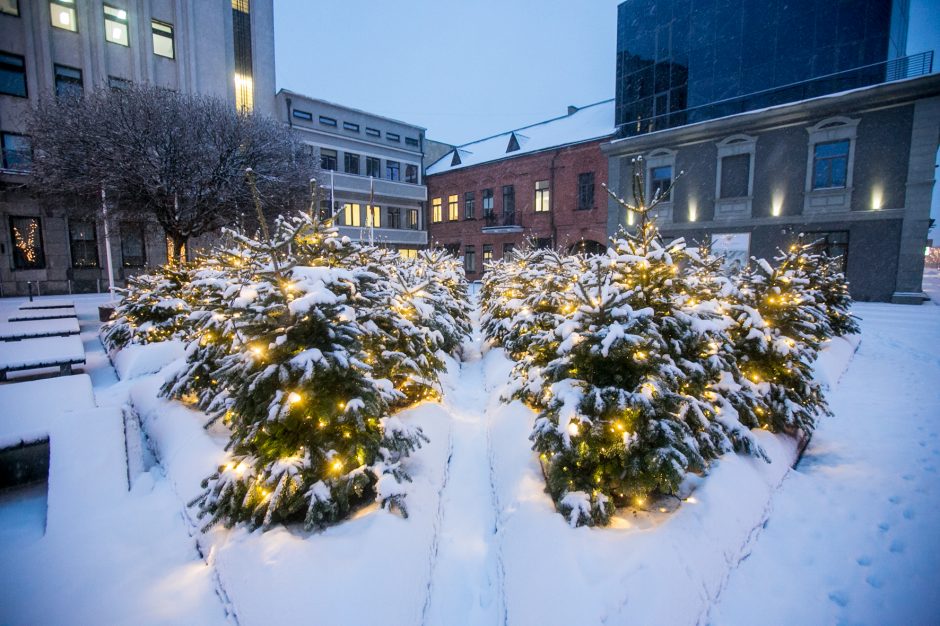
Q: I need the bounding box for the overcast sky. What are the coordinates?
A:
[274,0,940,145]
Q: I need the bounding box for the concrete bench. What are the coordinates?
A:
[0,335,86,381]
[7,307,78,322]
[0,318,81,341]
[19,299,76,311]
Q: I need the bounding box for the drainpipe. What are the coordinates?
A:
[549,148,561,248]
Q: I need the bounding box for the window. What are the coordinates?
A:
[407,208,418,230]
[365,205,380,228]
[387,132,400,143]
[720,154,751,198]
[388,207,401,229]
[503,243,514,257]
[365,127,380,138]
[366,156,381,178]
[10,216,44,270]
[534,180,550,212]
[464,245,476,273]
[54,64,83,98]
[344,152,360,175]
[386,160,400,181]
[232,0,252,111]
[50,0,77,31]
[465,192,475,219]
[482,189,494,216]
[69,221,99,268]
[292,109,312,121]
[812,140,850,189]
[535,237,552,250]
[1,132,31,171]
[502,185,515,216]
[108,75,131,90]
[482,244,493,267]
[431,198,442,223]
[399,248,418,260]
[343,203,361,227]
[104,5,129,46]
[318,200,332,222]
[405,137,419,148]
[120,222,146,267]
[806,231,849,272]
[0,52,27,97]
[649,165,672,201]
[405,164,418,184]
[320,148,337,171]
[578,172,595,210]
[448,194,459,221]
[152,20,174,58]
[343,121,359,132]
[1,0,18,16]
[319,116,337,127]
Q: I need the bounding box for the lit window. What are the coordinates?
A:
[366,205,381,228]
[54,64,83,98]
[399,248,418,259]
[319,148,337,171]
[534,180,550,212]
[69,221,99,268]
[121,222,146,267]
[10,216,45,270]
[407,209,418,230]
[152,20,174,58]
[104,5,129,46]
[232,0,252,111]
[366,156,380,178]
[1,0,19,17]
[649,165,672,201]
[50,0,77,31]
[432,198,442,223]
[0,52,27,98]
[405,164,418,184]
[464,192,475,219]
[386,160,400,181]
[482,244,493,267]
[813,140,850,189]
[578,173,595,210]
[343,203,361,227]
[1,132,32,171]
[387,207,401,229]
[465,245,476,273]
[344,152,360,175]
[234,73,253,111]
[448,194,459,221]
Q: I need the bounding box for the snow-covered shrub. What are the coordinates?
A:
[101,264,195,350]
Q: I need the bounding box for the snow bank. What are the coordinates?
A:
[0,375,95,448]
[112,340,186,380]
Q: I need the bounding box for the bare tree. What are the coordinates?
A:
[26,84,318,262]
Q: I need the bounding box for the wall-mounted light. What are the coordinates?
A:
[871,185,884,210]
[771,190,784,217]
[688,198,698,222]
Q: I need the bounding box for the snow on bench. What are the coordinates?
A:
[0,335,85,380]
[7,307,78,322]
[19,299,76,311]
[0,374,96,448]
[0,318,81,341]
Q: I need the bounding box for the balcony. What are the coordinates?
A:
[325,171,427,202]
[482,210,522,233]
[335,225,428,246]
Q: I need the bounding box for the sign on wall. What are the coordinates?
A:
[711,232,751,272]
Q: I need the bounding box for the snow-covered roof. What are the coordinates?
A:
[426,99,615,175]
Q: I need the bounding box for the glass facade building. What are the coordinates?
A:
[615,0,911,136]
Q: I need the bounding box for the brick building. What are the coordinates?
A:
[425,100,615,280]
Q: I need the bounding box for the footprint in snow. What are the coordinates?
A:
[903,509,915,520]
[856,555,872,567]
[889,540,905,553]
[902,474,915,481]
[828,591,849,607]
[888,495,901,504]
[865,575,885,589]
[878,522,890,532]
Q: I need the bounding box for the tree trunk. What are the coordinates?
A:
[169,234,187,265]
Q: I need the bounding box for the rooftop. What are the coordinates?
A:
[426,99,616,175]
[276,88,427,132]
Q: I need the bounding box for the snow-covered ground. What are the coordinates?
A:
[1,281,939,625]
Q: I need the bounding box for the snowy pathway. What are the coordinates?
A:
[711,301,940,625]
[422,315,505,626]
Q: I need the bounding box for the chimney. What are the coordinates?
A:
[567,105,579,115]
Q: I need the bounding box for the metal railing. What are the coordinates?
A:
[618,51,935,137]
[483,210,517,227]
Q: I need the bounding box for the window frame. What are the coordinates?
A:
[365,127,381,138]
[103,5,129,47]
[482,244,493,268]
[404,163,418,184]
[577,172,595,210]
[502,185,515,217]
[292,109,313,121]
[342,202,361,227]
[386,132,400,143]
[387,207,401,229]
[447,194,459,221]
[53,64,83,99]
[805,230,850,273]
[386,160,400,181]
[464,191,475,219]
[365,204,380,228]
[9,215,45,270]
[1,131,32,171]
[343,121,360,133]
[318,115,337,127]
[0,0,19,17]
[812,140,851,190]
[151,19,175,59]
[431,198,442,223]
[319,147,337,171]
[405,137,419,148]
[464,245,476,273]
[365,156,381,178]
[407,208,419,230]
[69,219,99,269]
[344,152,360,175]
[0,51,28,98]
[120,222,147,267]
[803,117,859,215]
[482,189,494,215]
[534,180,550,213]
[50,0,77,32]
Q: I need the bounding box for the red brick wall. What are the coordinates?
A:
[426,139,609,280]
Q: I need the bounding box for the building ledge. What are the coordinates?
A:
[891,291,929,305]
[481,225,524,234]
